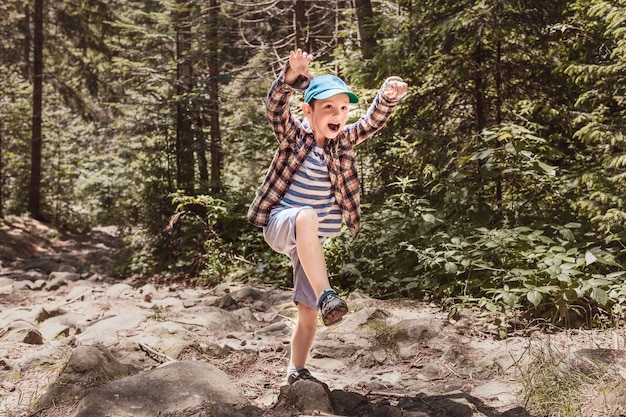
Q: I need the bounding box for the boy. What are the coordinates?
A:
[247,49,407,385]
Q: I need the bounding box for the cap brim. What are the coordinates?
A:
[309,89,359,104]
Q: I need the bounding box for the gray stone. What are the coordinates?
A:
[6,326,44,345]
[390,318,442,343]
[254,321,291,337]
[77,309,149,345]
[330,389,370,416]
[72,361,247,417]
[64,285,94,302]
[0,277,14,291]
[0,306,41,326]
[334,307,390,334]
[32,279,47,290]
[105,283,133,297]
[421,362,447,380]
[46,276,68,291]
[278,380,333,414]
[471,380,517,406]
[37,343,136,411]
[49,271,81,282]
[13,280,34,291]
[39,321,71,341]
[231,286,263,302]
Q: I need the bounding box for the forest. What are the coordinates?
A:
[1,0,625,334]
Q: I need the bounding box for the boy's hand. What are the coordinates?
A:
[289,49,313,79]
[285,49,313,85]
[382,76,408,100]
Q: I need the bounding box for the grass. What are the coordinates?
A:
[517,337,626,417]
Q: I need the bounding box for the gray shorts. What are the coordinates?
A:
[263,207,323,310]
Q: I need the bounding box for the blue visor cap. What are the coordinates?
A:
[304,74,359,104]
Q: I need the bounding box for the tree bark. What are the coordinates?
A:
[335,0,346,48]
[0,121,3,218]
[208,0,222,194]
[294,0,307,51]
[29,0,43,220]
[354,0,377,59]
[20,6,31,80]
[473,40,486,132]
[175,0,195,195]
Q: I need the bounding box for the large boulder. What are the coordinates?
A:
[72,360,247,417]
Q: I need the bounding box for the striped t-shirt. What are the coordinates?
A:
[273,143,343,237]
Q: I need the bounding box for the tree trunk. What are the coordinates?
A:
[20,5,31,80]
[354,0,377,59]
[29,0,43,220]
[473,40,486,132]
[208,0,222,194]
[335,0,346,48]
[495,38,503,219]
[195,120,209,194]
[0,121,3,218]
[294,0,307,51]
[175,0,195,195]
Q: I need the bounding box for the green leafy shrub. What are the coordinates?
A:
[326,182,626,331]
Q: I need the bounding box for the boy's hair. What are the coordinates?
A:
[304,74,359,104]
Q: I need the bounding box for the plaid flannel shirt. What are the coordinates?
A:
[247,66,400,238]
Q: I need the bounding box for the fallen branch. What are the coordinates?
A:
[138,342,176,364]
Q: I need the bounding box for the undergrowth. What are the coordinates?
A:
[517,338,626,417]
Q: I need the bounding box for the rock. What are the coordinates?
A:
[105,283,134,297]
[5,325,44,345]
[49,271,81,282]
[138,321,196,357]
[219,293,238,309]
[77,308,149,345]
[32,279,47,290]
[46,276,68,291]
[420,362,447,381]
[329,389,371,416]
[72,361,247,417]
[0,277,14,294]
[64,285,93,302]
[13,280,34,291]
[254,322,291,337]
[37,343,137,411]
[231,286,264,302]
[334,307,390,334]
[1,381,16,392]
[389,318,442,343]
[471,380,517,407]
[0,306,40,325]
[397,393,476,417]
[278,380,334,414]
[0,358,11,371]
[12,345,64,372]
[20,259,59,273]
[369,403,406,417]
[39,320,71,341]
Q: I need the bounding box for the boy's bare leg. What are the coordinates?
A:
[295,208,331,297]
[290,303,318,369]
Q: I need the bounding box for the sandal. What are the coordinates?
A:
[288,368,323,385]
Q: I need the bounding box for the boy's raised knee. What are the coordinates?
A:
[295,208,319,230]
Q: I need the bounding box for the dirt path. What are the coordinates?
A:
[1,218,625,417]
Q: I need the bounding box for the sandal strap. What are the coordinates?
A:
[289,368,322,384]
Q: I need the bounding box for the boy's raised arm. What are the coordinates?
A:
[381,76,408,101]
[284,49,313,86]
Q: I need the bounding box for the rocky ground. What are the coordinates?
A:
[1,218,625,417]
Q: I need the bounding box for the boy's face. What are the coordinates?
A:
[303,93,351,142]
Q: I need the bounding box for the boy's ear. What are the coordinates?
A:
[301,102,312,117]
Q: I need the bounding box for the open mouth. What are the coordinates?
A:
[328,123,340,132]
